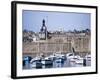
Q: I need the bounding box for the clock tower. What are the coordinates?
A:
[39,19,47,40]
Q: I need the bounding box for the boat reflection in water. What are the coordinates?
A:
[23,52,91,69]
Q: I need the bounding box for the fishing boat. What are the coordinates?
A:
[75,57,83,65]
[30,57,41,63]
[69,55,80,62]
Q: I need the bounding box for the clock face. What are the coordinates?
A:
[42,26,45,29]
[42,27,46,32]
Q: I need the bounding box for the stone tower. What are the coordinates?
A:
[39,19,47,40]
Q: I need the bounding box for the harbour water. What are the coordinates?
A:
[23,57,91,69]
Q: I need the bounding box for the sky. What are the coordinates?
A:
[22,10,91,32]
